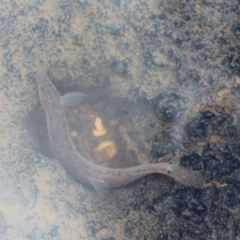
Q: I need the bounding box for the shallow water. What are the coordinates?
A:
[0,0,240,239]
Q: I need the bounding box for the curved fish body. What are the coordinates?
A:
[36,68,204,191]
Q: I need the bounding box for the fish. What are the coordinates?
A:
[36,67,204,192]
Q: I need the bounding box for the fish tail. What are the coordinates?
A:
[165,164,204,188]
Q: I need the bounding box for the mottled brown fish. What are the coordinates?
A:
[36,67,204,192]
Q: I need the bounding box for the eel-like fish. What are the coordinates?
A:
[36,67,204,191]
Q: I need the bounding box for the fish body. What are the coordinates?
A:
[36,68,204,191]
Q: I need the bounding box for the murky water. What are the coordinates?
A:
[0,0,240,239]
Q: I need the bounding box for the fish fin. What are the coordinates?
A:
[99,162,109,168]
[61,92,87,107]
[87,175,111,195]
[166,164,204,188]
